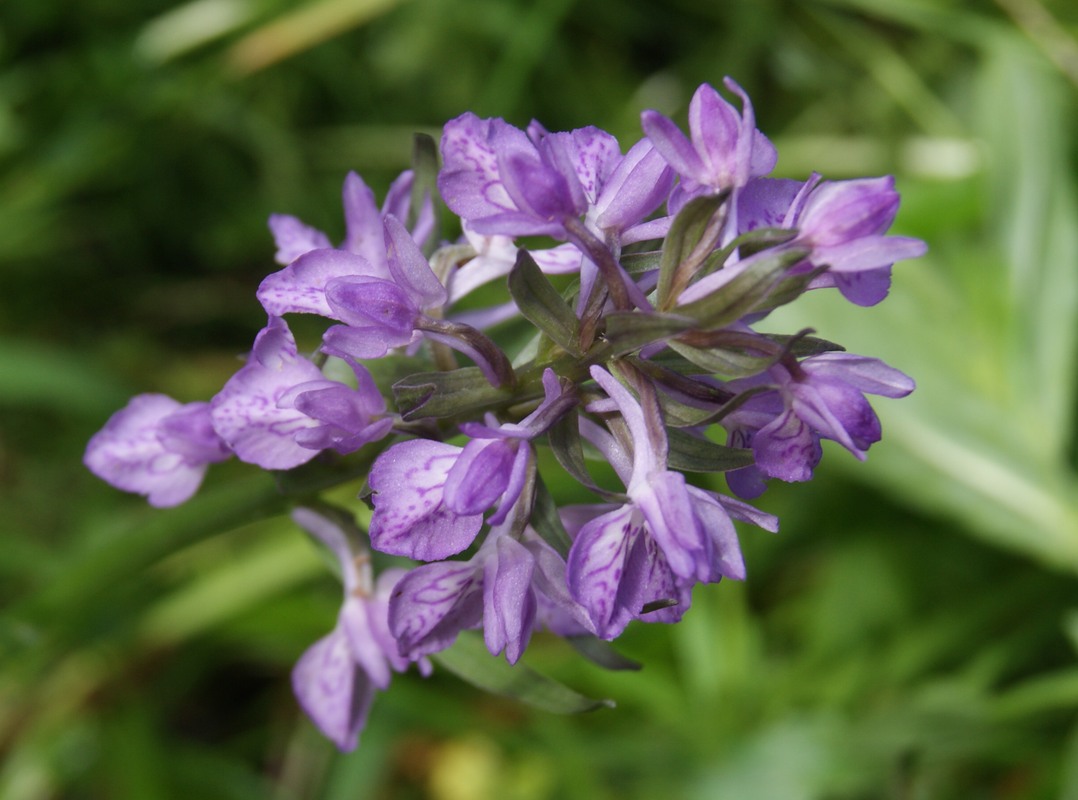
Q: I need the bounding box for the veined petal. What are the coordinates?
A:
[291,625,373,752]
[258,249,383,319]
[790,378,879,455]
[368,440,485,560]
[84,394,212,508]
[688,82,741,182]
[566,505,648,640]
[210,320,324,470]
[633,470,707,581]
[483,535,538,664]
[439,113,518,220]
[325,276,418,335]
[388,561,483,659]
[752,407,821,482]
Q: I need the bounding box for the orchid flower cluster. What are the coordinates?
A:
[85,78,925,750]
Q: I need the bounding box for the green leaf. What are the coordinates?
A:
[676,246,811,329]
[508,249,582,356]
[432,632,614,714]
[566,636,642,671]
[602,310,696,355]
[657,192,729,308]
[667,339,774,377]
[666,428,754,473]
[409,132,440,255]
[766,332,846,357]
[529,475,575,557]
[392,366,512,421]
[547,411,625,501]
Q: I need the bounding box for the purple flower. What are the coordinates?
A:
[260,170,434,317]
[642,78,777,211]
[438,114,591,238]
[737,175,928,306]
[289,508,418,751]
[723,352,915,494]
[279,360,395,455]
[319,215,449,361]
[439,116,673,244]
[565,502,689,640]
[210,317,389,469]
[84,395,231,507]
[565,366,773,638]
[388,523,590,663]
[367,370,574,559]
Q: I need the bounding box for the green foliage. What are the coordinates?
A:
[3,0,1078,797]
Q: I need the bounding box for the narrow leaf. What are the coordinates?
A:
[433,632,614,713]
[393,367,512,420]
[667,340,774,378]
[657,192,729,307]
[566,636,642,671]
[677,246,810,329]
[508,249,582,357]
[602,310,696,355]
[529,475,574,557]
[666,428,754,473]
[548,412,625,501]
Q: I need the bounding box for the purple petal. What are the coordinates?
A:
[325,276,418,336]
[635,533,691,625]
[210,320,324,469]
[388,561,483,659]
[442,438,516,516]
[641,109,706,181]
[801,353,915,398]
[291,506,361,593]
[812,235,927,273]
[737,178,802,232]
[824,267,893,306]
[368,440,485,560]
[291,625,372,752]
[258,249,383,319]
[752,407,821,482]
[268,214,332,265]
[566,505,648,640]
[84,394,212,508]
[595,139,676,233]
[339,596,393,690]
[790,378,880,455]
[383,215,447,310]
[156,401,231,464]
[321,323,409,361]
[685,486,745,581]
[340,172,389,273]
[632,470,707,581]
[438,113,518,221]
[722,77,777,184]
[483,535,537,664]
[799,176,900,243]
[688,82,741,182]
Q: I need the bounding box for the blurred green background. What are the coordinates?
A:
[3,0,1078,797]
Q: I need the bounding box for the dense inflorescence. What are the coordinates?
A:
[85,79,925,750]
